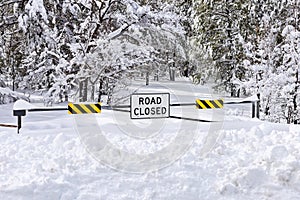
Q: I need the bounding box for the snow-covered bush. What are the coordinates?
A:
[0,87,29,104]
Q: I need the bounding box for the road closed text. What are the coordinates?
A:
[131,94,170,119]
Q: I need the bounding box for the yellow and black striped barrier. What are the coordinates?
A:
[68,103,101,114]
[196,99,224,109]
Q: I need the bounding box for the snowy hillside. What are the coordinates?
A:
[0,80,300,200]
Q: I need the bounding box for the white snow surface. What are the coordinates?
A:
[13,100,37,110]
[0,79,300,199]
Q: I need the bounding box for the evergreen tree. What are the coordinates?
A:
[243,0,300,123]
[193,0,250,96]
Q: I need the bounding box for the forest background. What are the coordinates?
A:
[0,0,299,124]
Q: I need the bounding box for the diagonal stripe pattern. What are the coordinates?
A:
[68,103,102,114]
[196,99,224,109]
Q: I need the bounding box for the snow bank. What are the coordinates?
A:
[213,124,300,199]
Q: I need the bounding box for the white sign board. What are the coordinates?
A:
[130,93,170,119]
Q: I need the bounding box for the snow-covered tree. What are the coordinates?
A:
[242,0,300,123]
[280,24,300,124]
[193,0,250,96]
[0,0,25,91]
[135,0,193,81]
[3,0,187,103]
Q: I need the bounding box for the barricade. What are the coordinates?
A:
[12,94,259,133]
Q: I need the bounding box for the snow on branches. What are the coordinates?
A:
[1,0,188,103]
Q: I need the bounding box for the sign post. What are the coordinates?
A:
[13,110,26,134]
[130,93,170,119]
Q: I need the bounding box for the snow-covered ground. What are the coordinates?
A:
[0,79,300,200]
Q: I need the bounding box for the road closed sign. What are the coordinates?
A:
[130,93,170,119]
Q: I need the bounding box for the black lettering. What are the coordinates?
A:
[134,108,139,116]
[162,107,167,114]
[157,97,162,104]
[151,107,156,115]
[156,107,161,115]
[145,97,150,105]
[145,107,150,115]
[140,108,144,115]
[139,97,144,105]
[151,97,156,104]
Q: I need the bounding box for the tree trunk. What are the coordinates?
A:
[169,66,175,81]
[230,84,234,97]
[12,73,15,91]
[82,78,88,102]
[171,69,175,81]
[169,51,176,81]
[146,71,149,85]
[154,70,159,81]
[64,94,68,102]
[293,70,299,124]
[257,93,260,119]
[91,85,94,101]
[98,79,103,102]
[79,81,83,102]
[89,77,100,102]
[79,79,88,102]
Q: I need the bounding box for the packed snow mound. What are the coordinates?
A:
[13,100,36,110]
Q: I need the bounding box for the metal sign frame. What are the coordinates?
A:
[130,93,170,119]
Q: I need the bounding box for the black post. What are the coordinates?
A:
[256,101,260,119]
[13,110,26,134]
[146,71,149,85]
[256,93,260,119]
[17,116,21,134]
[252,102,255,118]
